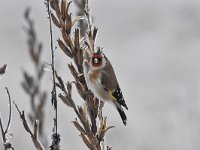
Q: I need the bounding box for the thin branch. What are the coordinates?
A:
[4,87,12,134]
[13,101,44,150]
[0,87,14,150]
[45,1,60,149]
[33,120,39,140]
[0,117,6,148]
[22,8,48,148]
[45,0,58,133]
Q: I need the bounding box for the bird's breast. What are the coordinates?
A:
[88,70,100,81]
[87,70,109,101]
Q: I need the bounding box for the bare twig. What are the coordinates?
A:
[0,87,14,150]
[45,0,58,130]
[13,101,44,150]
[44,0,60,149]
[22,8,48,148]
[4,88,12,134]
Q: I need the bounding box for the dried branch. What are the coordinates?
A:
[13,101,44,150]
[44,0,60,149]
[22,8,48,148]
[0,87,14,150]
[4,88,12,135]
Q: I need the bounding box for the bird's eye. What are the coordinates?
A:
[94,58,99,63]
[92,57,102,65]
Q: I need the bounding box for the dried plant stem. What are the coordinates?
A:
[13,101,44,150]
[46,0,58,133]
[0,87,14,150]
[45,0,60,149]
[4,88,12,135]
[22,8,47,148]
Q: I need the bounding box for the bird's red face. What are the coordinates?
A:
[91,53,104,67]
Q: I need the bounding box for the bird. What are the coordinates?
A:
[83,48,128,125]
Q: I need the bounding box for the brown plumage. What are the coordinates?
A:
[83,50,128,125]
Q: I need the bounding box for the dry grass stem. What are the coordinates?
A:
[22,8,48,148]
[44,0,60,149]
[0,87,14,150]
[13,101,44,150]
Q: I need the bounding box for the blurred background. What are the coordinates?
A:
[1,0,200,149]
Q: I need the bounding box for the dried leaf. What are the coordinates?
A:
[67,81,72,97]
[50,0,61,17]
[80,133,94,150]
[66,1,72,14]
[62,30,73,48]
[61,0,67,21]
[93,27,98,41]
[72,119,86,135]
[87,132,99,146]
[23,71,34,88]
[72,16,84,27]
[75,81,86,99]
[87,95,99,119]
[78,106,88,124]
[38,64,45,79]
[57,39,73,58]
[98,117,115,141]
[58,94,73,108]
[105,125,115,133]
[84,41,90,49]
[0,64,7,76]
[39,92,47,108]
[24,7,30,20]
[74,28,80,53]
[55,71,65,89]
[55,82,63,90]
[65,14,72,34]
[68,64,80,82]
[76,47,83,73]
[51,13,61,28]
[73,29,82,71]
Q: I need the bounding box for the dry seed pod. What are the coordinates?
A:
[59,94,73,108]
[57,39,73,58]
[72,119,86,135]
[51,13,61,28]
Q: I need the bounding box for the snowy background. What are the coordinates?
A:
[1,0,200,149]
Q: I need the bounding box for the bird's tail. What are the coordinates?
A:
[115,102,127,125]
